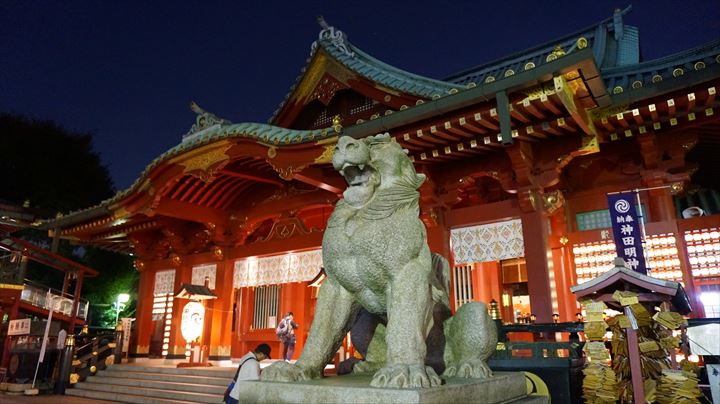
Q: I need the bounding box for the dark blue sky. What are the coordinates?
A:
[2,1,719,191]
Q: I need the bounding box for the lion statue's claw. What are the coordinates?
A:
[260,361,319,382]
[353,360,384,375]
[443,359,493,379]
[370,364,441,389]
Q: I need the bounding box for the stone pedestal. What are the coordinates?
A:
[235,372,529,404]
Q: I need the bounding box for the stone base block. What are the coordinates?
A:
[235,372,527,404]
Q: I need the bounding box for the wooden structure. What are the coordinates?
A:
[570,259,692,403]
[47,8,720,362]
[0,204,98,368]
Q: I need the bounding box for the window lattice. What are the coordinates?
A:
[252,285,280,330]
[453,264,474,309]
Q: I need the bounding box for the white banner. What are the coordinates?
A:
[451,219,524,265]
[233,249,323,288]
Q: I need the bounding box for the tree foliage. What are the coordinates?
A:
[0,113,136,326]
[0,113,114,213]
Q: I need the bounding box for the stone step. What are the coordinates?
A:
[71,381,222,404]
[100,368,231,387]
[110,364,235,378]
[84,373,227,395]
[65,387,201,404]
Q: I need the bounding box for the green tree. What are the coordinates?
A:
[0,113,114,213]
[0,113,135,326]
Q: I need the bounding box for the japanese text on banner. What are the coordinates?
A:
[606,192,647,274]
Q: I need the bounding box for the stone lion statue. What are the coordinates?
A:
[262,133,497,388]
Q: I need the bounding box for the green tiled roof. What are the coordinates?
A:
[269,24,462,123]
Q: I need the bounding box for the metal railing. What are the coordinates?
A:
[19,280,89,319]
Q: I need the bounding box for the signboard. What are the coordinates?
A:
[607,192,647,274]
[121,317,134,354]
[180,301,205,343]
[8,318,31,336]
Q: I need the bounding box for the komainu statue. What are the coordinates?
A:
[262,133,497,388]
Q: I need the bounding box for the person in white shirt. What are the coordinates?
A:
[224,344,271,404]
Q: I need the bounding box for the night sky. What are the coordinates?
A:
[2,1,719,191]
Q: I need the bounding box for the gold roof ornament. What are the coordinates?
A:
[332,115,343,134]
[546,46,566,62]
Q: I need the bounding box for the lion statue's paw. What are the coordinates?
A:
[352,359,384,375]
[370,364,441,388]
[443,359,493,379]
[260,361,320,382]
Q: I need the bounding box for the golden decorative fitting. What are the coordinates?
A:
[673,68,684,77]
[370,113,380,120]
[448,88,459,94]
[105,356,115,366]
[415,99,424,105]
[70,373,80,384]
[134,260,145,271]
[670,182,684,195]
[92,351,98,356]
[496,342,507,351]
[355,118,364,124]
[576,37,588,49]
[432,94,441,100]
[694,61,706,70]
[632,80,643,89]
[332,115,343,133]
[524,62,535,70]
[682,140,697,150]
[384,110,393,116]
[652,74,663,83]
[546,46,565,62]
[613,85,623,94]
[115,322,123,332]
[484,75,495,83]
[72,359,81,366]
[504,69,515,77]
[399,104,408,110]
[560,236,569,246]
[81,325,89,335]
[267,146,277,158]
[90,365,97,374]
[66,335,75,347]
[108,342,117,348]
[383,94,391,102]
[466,82,477,88]
[170,253,182,266]
[213,246,224,260]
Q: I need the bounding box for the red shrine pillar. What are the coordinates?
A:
[166,259,192,360]
[472,262,503,305]
[129,265,154,360]
[520,206,555,324]
[549,209,578,322]
[208,257,233,362]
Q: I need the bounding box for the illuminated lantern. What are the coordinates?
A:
[180,301,205,343]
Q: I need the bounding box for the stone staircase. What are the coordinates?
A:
[65,363,235,403]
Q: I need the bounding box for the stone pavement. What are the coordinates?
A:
[0,393,115,403]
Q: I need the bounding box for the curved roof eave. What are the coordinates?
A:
[44,122,330,229]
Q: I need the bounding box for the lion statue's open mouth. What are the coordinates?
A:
[340,163,375,188]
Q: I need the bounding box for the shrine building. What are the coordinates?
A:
[48,7,720,363]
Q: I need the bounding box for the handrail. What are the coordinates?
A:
[60,328,124,391]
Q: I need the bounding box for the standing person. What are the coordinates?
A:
[224,344,271,404]
[277,312,298,361]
